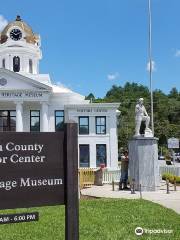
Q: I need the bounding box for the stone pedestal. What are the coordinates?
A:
[129,137,159,191]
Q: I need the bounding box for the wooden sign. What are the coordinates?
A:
[0,132,64,209]
[0,123,79,240]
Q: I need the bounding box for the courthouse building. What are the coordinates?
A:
[0,16,120,169]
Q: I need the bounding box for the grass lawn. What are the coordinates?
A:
[0,199,179,240]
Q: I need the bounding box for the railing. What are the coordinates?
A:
[79,168,95,189]
[102,169,121,184]
[159,165,180,177]
[79,168,121,188]
[79,165,180,189]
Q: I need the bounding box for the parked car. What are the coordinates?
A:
[158,155,165,160]
[175,153,180,162]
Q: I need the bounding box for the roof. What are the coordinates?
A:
[0,16,39,45]
[65,103,120,109]
[0,68,52,91]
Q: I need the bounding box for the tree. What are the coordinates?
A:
[169,87,179,98]
[105,82,180,149]
[85,93,95,101]
[84,82,180,150]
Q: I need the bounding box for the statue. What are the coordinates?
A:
[135,98,153,137]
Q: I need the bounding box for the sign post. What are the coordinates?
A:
[65,122,79,240]
[0,122,79,240]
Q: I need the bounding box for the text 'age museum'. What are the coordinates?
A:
[0,16,120,169]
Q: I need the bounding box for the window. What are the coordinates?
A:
[55,110,64,131]
[29,59,33,73]
[13,56,20,72]
[30,110,40,132]
[79,117,89,134]
[0,110,16,132]
[96,144,106,167]
[79,145,90,168]
[96,116,106,134]
[2,59,5,68]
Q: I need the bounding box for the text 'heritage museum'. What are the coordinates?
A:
[0,16,119,169]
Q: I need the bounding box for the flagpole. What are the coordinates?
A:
[148,0,154,136]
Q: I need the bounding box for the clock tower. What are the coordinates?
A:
[0,15,41,74]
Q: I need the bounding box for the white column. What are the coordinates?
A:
[90,142,97,168]
[15,101,23,132]
[5,54,9,70]
[41,102,49,132]
[8,54,11,70]
[33,59,37,74]
[109,114,118,169]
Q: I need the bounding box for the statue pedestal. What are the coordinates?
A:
[128,137,160,191]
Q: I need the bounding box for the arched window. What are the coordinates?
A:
[2,59,5,68]
[29,59,33,73]
[13,56,20,72]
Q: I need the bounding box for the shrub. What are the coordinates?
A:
[162,173,180,184]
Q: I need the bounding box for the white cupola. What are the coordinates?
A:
[0,15,42,75]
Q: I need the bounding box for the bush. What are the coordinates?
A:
[162,173,180,184]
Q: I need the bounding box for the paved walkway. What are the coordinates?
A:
[81,183,180,214]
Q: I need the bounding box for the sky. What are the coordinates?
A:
[0,0,180,98]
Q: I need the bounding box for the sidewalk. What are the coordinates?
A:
[81,183,180,214]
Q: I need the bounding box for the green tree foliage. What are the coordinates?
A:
[168,87,179,98]
[85,93,95,101]
[87,82,180,149]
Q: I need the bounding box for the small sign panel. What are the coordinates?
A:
[168,138,179,149]
[0,132,64,209]
[0,212,39,224]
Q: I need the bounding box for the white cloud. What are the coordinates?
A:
[0,15,8,31]
[175,49,180,57]
[146,60,156,72]
[107,72,119,81]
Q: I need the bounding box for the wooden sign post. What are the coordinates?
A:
[0,122,79,240]
[65,122,79,240]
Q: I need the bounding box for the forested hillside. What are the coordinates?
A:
[86,82,180,149]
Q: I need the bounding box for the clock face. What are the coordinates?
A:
[10,29,22,41]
